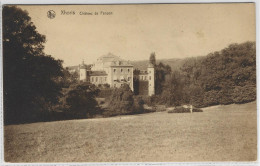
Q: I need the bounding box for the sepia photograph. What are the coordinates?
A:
[2,2,257,163]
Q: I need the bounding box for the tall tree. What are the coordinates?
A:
[149,52,156,66]
[3,6,64,124]
[155,62,172,94]
[160,71,187,106]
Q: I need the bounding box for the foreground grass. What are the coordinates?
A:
[4,102,256,162]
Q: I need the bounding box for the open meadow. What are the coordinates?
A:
[4,102,257,162]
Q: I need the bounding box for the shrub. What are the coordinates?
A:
[133,96,145,114]
[168,106,189,113]
[168,106,202,113]
[141,95,162,106]
[97,89,113,98]
[153,105,167,112]
[192,107,203,112]
[65,83,100,118]
[108,84,134,115]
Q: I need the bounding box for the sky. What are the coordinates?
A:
[19,3,255,67]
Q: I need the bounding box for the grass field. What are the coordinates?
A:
[4,102,257,162]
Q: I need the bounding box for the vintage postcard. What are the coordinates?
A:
[1,2,257,164]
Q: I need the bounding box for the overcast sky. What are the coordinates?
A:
[19,3,255,66]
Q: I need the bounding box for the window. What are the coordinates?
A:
[128,69,130,73]
[144,76,147,80]
[149,76,151,80]
[121,69,123,73]
[96,77,98,82]
[141,76,143,80]
[114,69,116,73]
[104,77,107,81]
[92,77,94,82]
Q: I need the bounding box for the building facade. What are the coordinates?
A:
[68,53,155,96]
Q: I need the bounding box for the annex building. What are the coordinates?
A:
[67,53,155,96]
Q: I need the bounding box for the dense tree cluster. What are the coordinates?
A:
[159,41,256,107]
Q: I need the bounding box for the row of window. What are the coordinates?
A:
[91,77,107,83]
[139,75,152,81]
[90,75,151,82]
[113,68,131,73]
[141,76,147,80]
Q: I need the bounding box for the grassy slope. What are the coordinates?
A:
[4,102,257,162]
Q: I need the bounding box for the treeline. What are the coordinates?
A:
[152,41,256,107]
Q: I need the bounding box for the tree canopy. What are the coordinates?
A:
[3,6,64,124]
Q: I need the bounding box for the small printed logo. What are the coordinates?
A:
[47,10,56,19]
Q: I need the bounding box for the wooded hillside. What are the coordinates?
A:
[155,41,256,107]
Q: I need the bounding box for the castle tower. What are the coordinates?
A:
[148,63,155,96]
[79,60,87,82]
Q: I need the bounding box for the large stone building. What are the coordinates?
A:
[67,53,155,96]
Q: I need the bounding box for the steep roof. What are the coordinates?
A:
[89,71,107,76]
[97,53,124,63]
[79,64,91,69]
